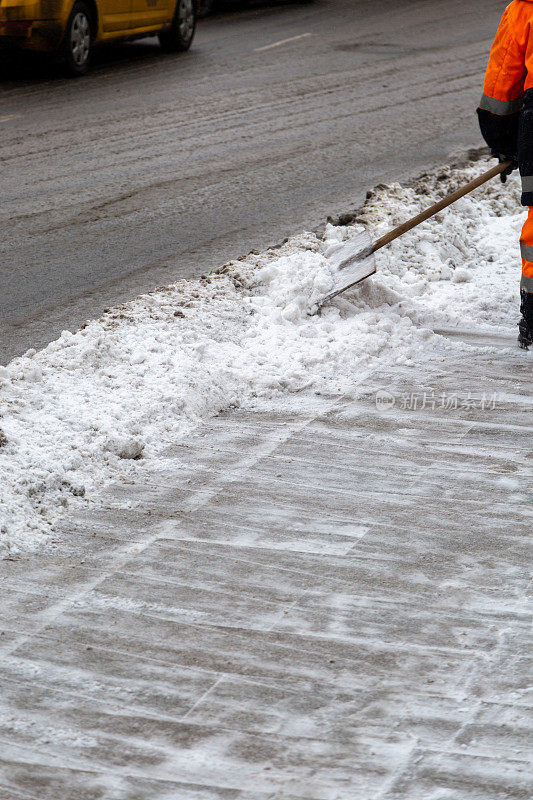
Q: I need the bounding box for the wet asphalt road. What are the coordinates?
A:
[0,0,506,363]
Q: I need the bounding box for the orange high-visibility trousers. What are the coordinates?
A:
[521,208,533,293]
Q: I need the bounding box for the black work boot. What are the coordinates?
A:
[518,289,533,349]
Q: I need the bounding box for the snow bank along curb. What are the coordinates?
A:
[0,160,529,556]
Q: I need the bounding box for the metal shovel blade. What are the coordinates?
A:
[313,161,511,314]
[316,229,376,311]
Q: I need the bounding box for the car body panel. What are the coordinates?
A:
[130,0,172,30]
[99,1,134,34]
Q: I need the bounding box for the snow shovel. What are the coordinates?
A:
[317,160,512,310]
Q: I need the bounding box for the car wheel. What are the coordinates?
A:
[159,0,196,52]
[61,1,93,77]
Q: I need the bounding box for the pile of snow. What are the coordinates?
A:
[357,165,524,329]
[0,160,529,555]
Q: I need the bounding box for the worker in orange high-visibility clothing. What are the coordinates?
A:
[478,0,533,348]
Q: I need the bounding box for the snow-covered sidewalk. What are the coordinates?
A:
[0,159,531,799]
[0,158,531,555]
[0,310,530,799]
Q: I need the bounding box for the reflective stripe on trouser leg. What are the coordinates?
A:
[520,207,533,293]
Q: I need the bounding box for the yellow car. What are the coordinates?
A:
[0,0,196,75]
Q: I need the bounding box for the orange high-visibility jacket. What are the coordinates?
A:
[478,0,533,206]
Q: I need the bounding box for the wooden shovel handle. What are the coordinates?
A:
[372,161,512,254]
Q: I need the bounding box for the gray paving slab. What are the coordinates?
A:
[0,334,531,798]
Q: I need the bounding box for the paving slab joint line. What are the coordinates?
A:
[372,741,421,800]
[0,739,285,798]
[180,676,224,721]
[264,591,310,633]
[375,615,530,798]
[1,536,162,659]
[399,418,477,496]
[1,615,501,662]
[0,664,225,730]
[176,399,346,518]
[449,624,528,749]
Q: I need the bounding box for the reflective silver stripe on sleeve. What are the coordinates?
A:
[520,243,533,262]
[520,274,533,292]
[521,176,533,194]
[479,93,523,115]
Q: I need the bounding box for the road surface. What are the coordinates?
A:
[0,0,506,362]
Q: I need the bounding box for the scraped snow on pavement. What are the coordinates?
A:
[0,160,529,555]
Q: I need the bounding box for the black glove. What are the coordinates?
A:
[497,154,519,183]
[478,108,519,171]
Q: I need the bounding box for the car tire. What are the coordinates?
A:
[159,0,196,52]
[61,1,93,77]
